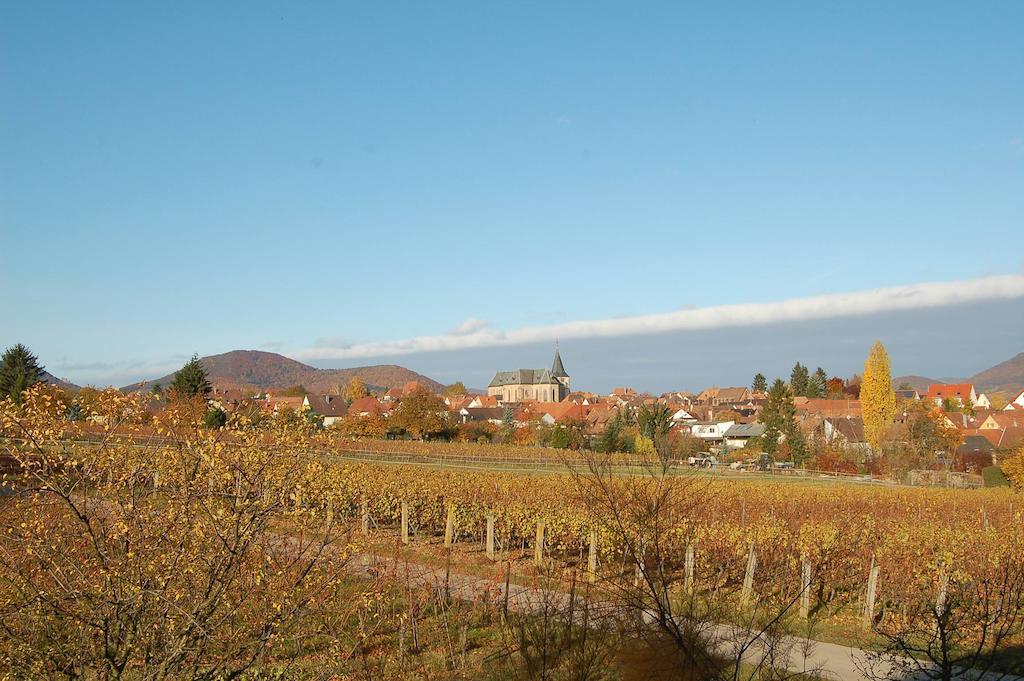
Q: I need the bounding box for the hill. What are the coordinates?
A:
[969,352,1024,396]
[894,350,1024,397]
[123,350,444,394]
[891,375,935,393]
[41,371,80,392]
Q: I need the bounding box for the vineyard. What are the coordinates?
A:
[303,461,1021,616]
[3,387,1024,678]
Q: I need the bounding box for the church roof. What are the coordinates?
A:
[488,369,560,388]
[551,349,568,378]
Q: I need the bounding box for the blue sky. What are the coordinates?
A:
[2,2,1022,389]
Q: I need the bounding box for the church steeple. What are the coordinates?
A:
[551,345,568,378]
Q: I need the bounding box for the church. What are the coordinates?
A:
[487,349,571,404]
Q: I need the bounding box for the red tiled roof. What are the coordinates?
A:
[925,384,975,400]
[798,399,862,417]
[349,396,384,415]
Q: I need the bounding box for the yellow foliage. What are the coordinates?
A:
[1003,450,1024,488]
[861,340,897,452]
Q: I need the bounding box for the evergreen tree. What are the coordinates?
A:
[171,354,211,398]
[759,379,798,456]
[790,362,810,397]
[0,344,44,404]
[861,341,896,453]
[204,406,228,429]
[809,367,828,398]
[752,373,767,393]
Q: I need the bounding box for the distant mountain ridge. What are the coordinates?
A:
[894,351,1024,397]
[122,350,444,394]
[42,371,80,392]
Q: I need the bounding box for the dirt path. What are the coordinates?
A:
[350,552,1020,681]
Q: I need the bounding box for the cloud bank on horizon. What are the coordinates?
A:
[298,274,1024,361]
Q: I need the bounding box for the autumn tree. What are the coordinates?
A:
[861,341,896,452]
[0,343,44,404]
[571,451,829,681]
[1004,449,1024,488]
[988,393,1009,411]
[443,381,468,397]
[865,531,1024,681]
[335,410,388,439]
[892,400,962,469]
[344,376,369,403]
[826,376,845,398]
[0,386,355,678]
[390,387,455,440]
[171,353,211,398]
[751,373,767,393]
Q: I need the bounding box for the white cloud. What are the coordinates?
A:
[296,274,1024,361]
[449,317,490,336]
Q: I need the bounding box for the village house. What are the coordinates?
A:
[1005,390,1024,411]
[722,423,765,449]
[795,398,862,418]
[925,383,978,408]
[689,421,735,445]
[670,407,698,424]
[487,349,570,404]
[895,388,920,401]
[819,416,870,453]
[466,395,499,409]
[459,406,505,425]
[302,394,348,427]
[979,412,1023,431]
[348,396,387,418]
[264,395,305,416]
[695,387,751,407]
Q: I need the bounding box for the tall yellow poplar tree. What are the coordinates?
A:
[861,340,897,452]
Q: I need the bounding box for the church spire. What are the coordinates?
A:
[551,345,568,378]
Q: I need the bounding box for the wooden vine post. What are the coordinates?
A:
[401,501,410,545]
[486,515,495,560]
[863,556,879,630]
[587,528,598,583]
[936,570,950,618]
[685,543,695,593]
[634,538,645,586]
[799,553,811,620]
[361,496,369,536]
[741,542,757,605]
[444,504,455,548]
[534,520,545,566]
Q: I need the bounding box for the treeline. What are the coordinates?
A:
[752,363,859,399]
